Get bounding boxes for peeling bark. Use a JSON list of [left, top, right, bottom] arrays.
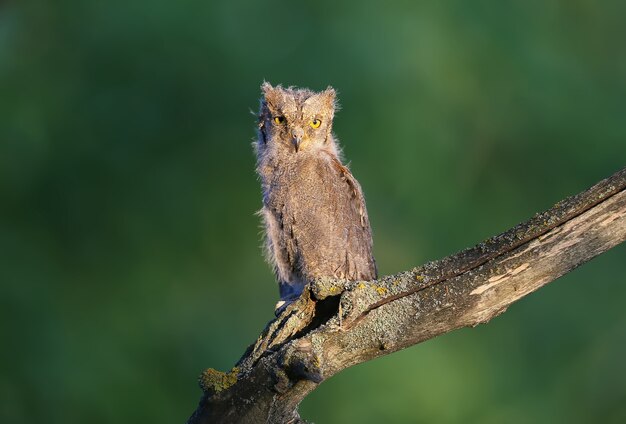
[[188, 167, 626, 424]]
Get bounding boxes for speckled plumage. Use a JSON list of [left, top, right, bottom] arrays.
[[255, 82, 377, 306]]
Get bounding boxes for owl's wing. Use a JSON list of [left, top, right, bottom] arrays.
[[327, 154, 369, 229], [324, 152, 378, 281]]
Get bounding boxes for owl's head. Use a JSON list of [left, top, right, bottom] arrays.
[[257, 82, 337, 154]]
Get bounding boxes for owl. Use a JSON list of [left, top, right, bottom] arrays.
[[255, 82, 377, 311]]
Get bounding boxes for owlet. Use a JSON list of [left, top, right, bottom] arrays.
[[255, 82, 377, 310]]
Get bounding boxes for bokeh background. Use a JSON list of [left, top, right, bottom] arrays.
[[1, 1, 626, 423]]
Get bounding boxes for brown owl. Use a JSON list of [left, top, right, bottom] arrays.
[[255, 82, 377, 311]]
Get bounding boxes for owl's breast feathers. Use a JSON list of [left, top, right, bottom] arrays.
[[262, 149, 377, 284]]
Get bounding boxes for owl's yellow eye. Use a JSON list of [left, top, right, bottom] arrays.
[[310, 119, 321, 129], [273, 116, 285, 125]]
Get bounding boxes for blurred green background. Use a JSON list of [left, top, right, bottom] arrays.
[[1, 1, 626, 423]]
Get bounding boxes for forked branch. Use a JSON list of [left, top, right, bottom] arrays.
[[188, 167, 626, 424]]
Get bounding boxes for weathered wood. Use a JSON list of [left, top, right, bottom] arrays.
[[188, 167, 626, 424]]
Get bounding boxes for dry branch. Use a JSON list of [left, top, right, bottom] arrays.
[[188, 167, 626, 424]]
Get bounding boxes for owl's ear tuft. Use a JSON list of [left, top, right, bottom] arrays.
[[261, 81, 283, 107], [320, 86, 337, 110], [261, 81, 274, 94]]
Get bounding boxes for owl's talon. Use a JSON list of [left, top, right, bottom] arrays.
[[274, 299, 294, 316]]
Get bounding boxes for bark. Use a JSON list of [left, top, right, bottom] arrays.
[[188, 167, 626, 424]]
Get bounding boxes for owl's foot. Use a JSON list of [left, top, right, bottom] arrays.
[[276, 281, 304, 316], [274, 298, 296, 316], [274, 300, 287, 316]]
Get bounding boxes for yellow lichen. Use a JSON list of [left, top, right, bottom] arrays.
[[357, 282, 366, 289], [198, 367, 240, 393], [415, 275, 425, 282], [376, 286, 388, 295]]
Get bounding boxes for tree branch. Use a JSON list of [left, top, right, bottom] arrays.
[[188, 167, 626, 424]]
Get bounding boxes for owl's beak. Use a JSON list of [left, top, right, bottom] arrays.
[[291, 128, 304, 152], [292, 137, 302, 152]]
